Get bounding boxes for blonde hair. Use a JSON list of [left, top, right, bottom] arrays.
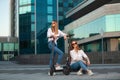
[[51, 20, 58, 34]]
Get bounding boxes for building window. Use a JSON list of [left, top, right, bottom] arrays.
[[47, 0, 52, 5], [19, 0, 31, 5], [3, 43, 14, 51], [19, 6, 31, 14], [48, 15, 53, 22], [47, 6, 53, 14], [31, 6, 34, 13], [106, 14, 120, 32], [31, 24, 35, 31], [31, 14, 35, 22], [31, 0, 34, 3]]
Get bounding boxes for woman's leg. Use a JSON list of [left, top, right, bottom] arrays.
[[78, 61, 94, 75], [70, 62, 81, 70], [53, 46, 64, 65], [78, 61, 88, 71], [48, 41, 56, 67]]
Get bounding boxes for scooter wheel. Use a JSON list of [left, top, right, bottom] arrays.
[[50, 67, 54, 76], [63, 67, 70, 75]]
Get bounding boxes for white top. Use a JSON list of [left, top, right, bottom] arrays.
[[47, 28, 66, 44], [70, 49, 88, 65]]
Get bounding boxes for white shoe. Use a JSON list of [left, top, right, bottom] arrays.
[[77, 70, 83, 76], [48, 72, 56, 76], [55, 66, 63, 70], [87, 70, 94, 76]]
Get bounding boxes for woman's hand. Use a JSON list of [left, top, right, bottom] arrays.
[[83, 57, 91, 66], [64, 35, 67, 40], [53, 35, 58, 39], [86, 61, 90, 66]]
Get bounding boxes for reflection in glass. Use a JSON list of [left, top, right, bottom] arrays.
[[69, 14, 120, 39]]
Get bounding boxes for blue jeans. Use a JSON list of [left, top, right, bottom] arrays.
[[48, 41, 64, 67], [70, 61, 87, 71]]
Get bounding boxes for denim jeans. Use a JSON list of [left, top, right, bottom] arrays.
[[70, 61, 87, 71], [48, 41, 64, 67]]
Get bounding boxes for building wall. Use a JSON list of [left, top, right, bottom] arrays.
[[64, 3, 120, 53], [110, 38, 119, 51], [17, 0, 87, 54], [10, 0, 18, 37], [64, 3, 120, 32]]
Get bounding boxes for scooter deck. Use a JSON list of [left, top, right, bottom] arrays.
[[54, 69, 63, 72]]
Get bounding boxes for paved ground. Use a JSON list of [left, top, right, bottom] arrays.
[[0, 61, 120, 80]]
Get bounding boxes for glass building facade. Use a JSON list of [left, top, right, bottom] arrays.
[[73, 14, 120, 52], [57, 0, 86, 51], [64, 0, 120, 52], [11, 0, 120, 55], [59, 0, 87, 30], [18, 0, 58, 54], [17, 0, 86, 54], [19, 0, 35, 54], [69, 14, 120, 39]]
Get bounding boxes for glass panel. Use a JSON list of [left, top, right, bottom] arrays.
[[19, 0, 32, 5], [31, 14, 35, 22], [106, 15, 116, 31], [31, 6, 34, 13], [31, 0, 34, 3], [106, 14, 120, 32], [19, 6, 31, 14], [3, 43, 14, 51], [31, 24, 35, 31], [59, 16, 63, 20], [47, 6, 53, 14], [48, 15, 53, 22], [70, 16, 105, 39], [28, 0, 31, 4], [47, 0, 52, 5], [15, 43, 18, 51]]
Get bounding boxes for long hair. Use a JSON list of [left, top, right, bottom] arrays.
[[51, 20, 58, 34]]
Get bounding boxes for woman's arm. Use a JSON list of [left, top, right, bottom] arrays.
[[58, 30, 67, 40], [81, 50, 91, 65], [83, 57, 90, 65], [47, 28, 52, 38]]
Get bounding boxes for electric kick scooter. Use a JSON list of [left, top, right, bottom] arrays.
[[49, 36, 64, 76], [49, 34, 74, 76]]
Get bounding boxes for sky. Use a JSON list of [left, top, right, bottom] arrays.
[[0, 0, 10, 36]]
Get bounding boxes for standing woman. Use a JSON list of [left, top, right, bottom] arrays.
[[47, 20, 67, 70], [70, 41, 94, 76]]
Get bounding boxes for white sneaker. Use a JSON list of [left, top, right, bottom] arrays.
[[87, 70, 94, 76], [55, 66, 63, 70], [48, 72, 56, 76], [77, 70, 83, 76]]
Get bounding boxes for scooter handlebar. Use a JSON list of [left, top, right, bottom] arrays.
[[66, 34, 74, 38]]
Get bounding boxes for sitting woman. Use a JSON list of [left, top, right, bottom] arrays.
[[70, 41, 94, 76]]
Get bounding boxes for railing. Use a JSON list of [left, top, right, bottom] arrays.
[[87, 51, 120, 64], [15, 51, 120, 64]]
